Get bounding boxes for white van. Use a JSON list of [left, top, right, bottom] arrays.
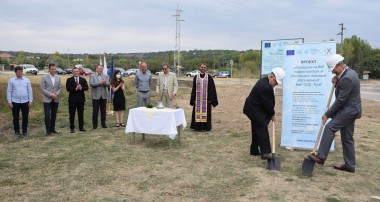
[[19, 64, 39, 75]]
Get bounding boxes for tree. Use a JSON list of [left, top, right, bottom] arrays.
[[14, 51, 29, 64], [362, 53, 380, 79], [343, 35, 372, 74], [116, 58, 128, 69]]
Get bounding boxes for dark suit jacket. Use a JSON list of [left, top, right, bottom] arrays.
[[325, 67, 362, 119], [66, 76, 89, 103], [243, 77, 275, 125]]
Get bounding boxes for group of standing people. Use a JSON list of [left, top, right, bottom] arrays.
[[7, 54, 361, 174], [7, 64, 127, 136], [6, 61, 220, 137]]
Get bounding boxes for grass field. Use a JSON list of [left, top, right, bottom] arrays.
[[0, 72, 379, 201]]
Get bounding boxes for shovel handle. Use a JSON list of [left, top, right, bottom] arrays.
[[272, 121, 275, 154], [312, 84, 335, 153]]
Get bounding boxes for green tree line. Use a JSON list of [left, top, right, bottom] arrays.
[[1, 35, 379, 78]]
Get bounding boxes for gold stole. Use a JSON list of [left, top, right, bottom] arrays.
[[195, 74, 208, 122]]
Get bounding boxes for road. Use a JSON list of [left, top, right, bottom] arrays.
[[360, 84, 380, 102]]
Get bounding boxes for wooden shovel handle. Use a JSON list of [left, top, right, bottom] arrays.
[[272, 121, 276, 154], [312, 84, 335, 153]]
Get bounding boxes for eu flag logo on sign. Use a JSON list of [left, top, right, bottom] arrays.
[[286, 50, 295, 55], [264, 43, 271, 48]]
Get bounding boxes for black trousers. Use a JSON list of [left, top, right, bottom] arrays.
[[69, 102, 85, 130], [92, 98, 106, 128], [43, 101, 59, 133], [250, 120, 271, 155], [12, 102, 29, 134]]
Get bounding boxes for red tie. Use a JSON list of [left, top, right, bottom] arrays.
[[76, 77, 79, 86]]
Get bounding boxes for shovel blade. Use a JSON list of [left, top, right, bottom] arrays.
[[266, 154, 281, 171], [302, 157, 315, 176]]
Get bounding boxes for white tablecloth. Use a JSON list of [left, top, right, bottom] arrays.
[[125, 107, 187, 139]]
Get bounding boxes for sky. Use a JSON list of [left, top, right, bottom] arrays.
[[0, 0, 379, 54]]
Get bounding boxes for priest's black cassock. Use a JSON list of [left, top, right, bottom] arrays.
[[190, 73, 218, 131]]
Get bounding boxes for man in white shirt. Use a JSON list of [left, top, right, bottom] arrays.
[[40, 64, 62, 135]]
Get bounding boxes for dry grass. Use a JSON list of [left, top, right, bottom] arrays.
[[0, 72, 379, 201]]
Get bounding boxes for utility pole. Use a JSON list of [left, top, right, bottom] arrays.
[[173, 3, 184, 75], [337, 23, 345, 55]]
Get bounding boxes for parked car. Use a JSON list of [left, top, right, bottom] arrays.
[[126, 68, 139, 76], [78, 67, 94, 76], [108, 67, 128, 77], [20, 64, 39, 75], [213, 71, 231, 78], [56, 67, 66, 75], [64, 68, 72, 74], [186, 70, 200, 77]]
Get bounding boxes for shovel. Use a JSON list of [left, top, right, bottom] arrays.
[[267, 121, 280, 171], [302, 84, 335, 176]]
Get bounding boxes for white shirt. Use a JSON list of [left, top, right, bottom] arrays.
[[164, 74, 168, 89], [50, 74, 55, 87]]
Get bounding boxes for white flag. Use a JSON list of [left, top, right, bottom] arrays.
[[103, 53, 107, 75]]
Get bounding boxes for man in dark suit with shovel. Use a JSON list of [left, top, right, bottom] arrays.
[[307, 54, 362, 173], [243, 67, 285, 162]]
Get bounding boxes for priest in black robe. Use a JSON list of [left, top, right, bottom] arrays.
[[190, 63, 218, 131]]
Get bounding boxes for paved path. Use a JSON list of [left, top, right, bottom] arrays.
[[361, 84, 380, 102]]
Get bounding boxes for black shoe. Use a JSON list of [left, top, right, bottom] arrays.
[[15, 132, 21, 138], [51, 129, 58, 134], [79, 129, 86, 132], [250, 151, 261, 156], [46, 132, 52, 136], [70, 129, 75, 133], [333, 164, 355, 173], [93, 127, 97, 129], [261, 153, 272, 160], [22, 132, 29, 137], [102, 126, 107, 128]]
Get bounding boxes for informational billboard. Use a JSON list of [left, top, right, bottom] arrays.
[[280, 42, 336, 150], [261, 38, 304, 75]]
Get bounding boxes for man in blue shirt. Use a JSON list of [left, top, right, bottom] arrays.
[[7, 66, 33, 137], [135, 62, 151, 107]]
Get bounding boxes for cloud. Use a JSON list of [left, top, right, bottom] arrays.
[[0, 0, 379, 53]]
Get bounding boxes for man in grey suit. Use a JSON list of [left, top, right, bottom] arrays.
[[308, 54, 362, 173], [156, 64, 178, 108], [90, 65, 110, 129], [40, 64, 62, 135]]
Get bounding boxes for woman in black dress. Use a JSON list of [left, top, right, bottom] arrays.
[[110, 70, 126, 127]]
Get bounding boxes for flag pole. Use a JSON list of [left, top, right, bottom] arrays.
[[104, 52, 113, 115]]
